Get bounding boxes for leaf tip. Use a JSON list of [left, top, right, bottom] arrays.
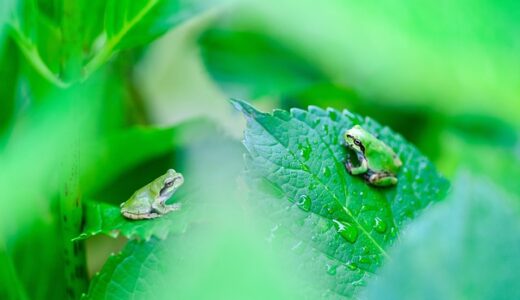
[[229, 98, 260, 117]]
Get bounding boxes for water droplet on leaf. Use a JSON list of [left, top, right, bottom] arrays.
[[346, 262, 358, 271], [390, 227, 397, 238], [322, 166, 331, 177], [297, 195, 312, 212], [374, 217, 387, 233], [326, 264, 338, 275], [298, 144, 311, 160], [333, 219, 358, 243], [359, 256, 371, 264]]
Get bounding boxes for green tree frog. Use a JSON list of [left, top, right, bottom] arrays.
[[120, 169, 184, 220], [343, 125, 402, 187]]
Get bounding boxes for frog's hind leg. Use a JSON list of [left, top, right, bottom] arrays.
[[152, 202, 182, 215], [365, 171, 398, 187]]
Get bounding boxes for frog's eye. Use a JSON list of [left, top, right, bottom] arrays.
[[165, 180, 174, 187], [353, 139, 365, 152]]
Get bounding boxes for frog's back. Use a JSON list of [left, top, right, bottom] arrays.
[[366, 141, 401, 173], [121, 186, 154, 210], [133, 186, 155, 204]]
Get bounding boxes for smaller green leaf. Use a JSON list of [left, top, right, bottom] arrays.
[[77, 120, 225, 242], [73, 200, 189, 242]]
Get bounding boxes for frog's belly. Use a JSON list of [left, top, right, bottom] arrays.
[[121, 210, 160, 220]]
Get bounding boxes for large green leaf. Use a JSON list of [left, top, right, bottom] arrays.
[[362, 173, 520, 299], [232, 99, 449, 297]]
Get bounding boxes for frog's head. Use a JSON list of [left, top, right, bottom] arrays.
[[158, 169, 184, 202], [344, 125, 369, 154]]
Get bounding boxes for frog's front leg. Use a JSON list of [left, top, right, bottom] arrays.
[[366, 171, 398, 187], [346, 152, 368, 175], [164, 203, 182, 213]]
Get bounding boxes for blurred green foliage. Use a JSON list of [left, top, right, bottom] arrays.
[[1, 0, 519, 299], [363, 173, 520, 300]]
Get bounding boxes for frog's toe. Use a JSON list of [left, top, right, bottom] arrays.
[[165, 203, 182, 212], [368, 173, 398, 187]]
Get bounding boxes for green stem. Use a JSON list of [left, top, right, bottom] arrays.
[[6, 23, 70, 88], [81, 0, 158, 80]]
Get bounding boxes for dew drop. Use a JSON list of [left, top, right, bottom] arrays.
[[333, 219, 358, 243], [297, 195, 312, 212], [322, 166, 331, 177], [299, 144, 311, 160], [346, 262, 358, 271], [326, 264, 338, 275], [374, 217, 387, 233], [389, 227, 397, 238], [359, 256, 371, 264]]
